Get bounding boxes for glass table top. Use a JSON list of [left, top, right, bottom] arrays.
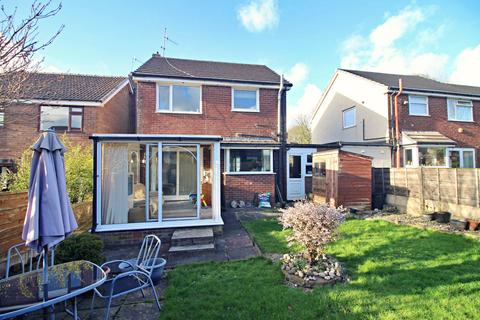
[[0, 260, 105, 314]]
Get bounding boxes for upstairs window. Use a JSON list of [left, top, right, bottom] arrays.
[[232, 88, 259, 112], [408, 95, 428, 116], [342, 107, 356, 128], [226, 149, 272, 173], [156, 84, 201, 113], [448, 99, 473, 122], [40, 106, 83, 132]]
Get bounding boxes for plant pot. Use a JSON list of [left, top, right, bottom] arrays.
[[435, 212, 451, 224], [466, 219, 480, 231], [450, 219, 467, 231], [144, 258, 167, 285]]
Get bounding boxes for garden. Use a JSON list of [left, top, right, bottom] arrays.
[[160, 203, 480, 320]]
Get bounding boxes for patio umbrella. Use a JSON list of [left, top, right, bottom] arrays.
[[22, 130, 78, 303]]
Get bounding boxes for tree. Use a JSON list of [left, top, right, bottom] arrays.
[[287, 114, 311, 144], [0, 0, 63, 123]]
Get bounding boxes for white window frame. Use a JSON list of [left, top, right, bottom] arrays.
[[231, 87, 259, 112], [224, 148, 274, 174], [403, 148, 415, 167], [0, 111, 4, 127], [156, 83, 202, 114], [403, 146, 450, 168], [447, 99, 473, 122], [342, 107, 356, 129], [305, 154, 313, 177], [408, 95, 429, 116], [448, 148, 476, 168]]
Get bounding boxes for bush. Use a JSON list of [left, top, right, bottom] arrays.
[[8, 134, 93, 203], [279, 202, 346, 263], [55, 233, 105, 265]]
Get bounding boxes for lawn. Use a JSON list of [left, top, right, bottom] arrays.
[[161, 219, 480, 319]]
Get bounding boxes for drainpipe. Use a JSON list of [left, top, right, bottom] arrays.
[[394, 78, 403, 168], [277, 75, 287, 204]]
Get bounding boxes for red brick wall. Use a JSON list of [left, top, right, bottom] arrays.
[[136, 82, 278, 138], [393, 94, 480, 165], [222, 173, 276, 207], [0, 85, 132, 163]]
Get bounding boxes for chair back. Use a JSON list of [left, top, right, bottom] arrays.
[[5, 243, 55, 278], [135, 235, 161, 276]]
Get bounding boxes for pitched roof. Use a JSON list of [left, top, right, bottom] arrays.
[[133, 55, 291, 86], [402, 131, 456, 145], [341, 69, 480, 97], [2, 72, 127, 102]]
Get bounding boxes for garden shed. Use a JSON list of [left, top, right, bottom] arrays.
[[312, 149, 372, 210]]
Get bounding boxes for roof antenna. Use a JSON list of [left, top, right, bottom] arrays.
[[131, 57, 143, 71], [161, 28, 178, 56]]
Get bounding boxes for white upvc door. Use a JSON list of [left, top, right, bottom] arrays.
[[448, 148, 476, 168], [287, 154, 304, 200]]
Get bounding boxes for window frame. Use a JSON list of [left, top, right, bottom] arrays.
[[417, 146, 448, 168], [0, 111, 4, 127], [408, 95, 429, 116], [342, 107, 356, 129], [224, 148, 274, 174], [39, 105, 84, 132], [305, 154, 313, 177], [231, 87, 260, 112], [447, 99, 473, 122], [448, 148, 476, 168], [155, 83, 202, 114]]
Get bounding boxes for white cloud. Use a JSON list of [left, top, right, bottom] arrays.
[[41, 64, 63, 73], [237, 0, 279, 32], [340, 5, 448, 80], [450, 44, 480, 86], [286, 62, 308, 86], [287, 84, 322, 128]]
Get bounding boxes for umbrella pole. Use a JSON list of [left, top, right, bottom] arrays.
[[42, 246, 55, 320]]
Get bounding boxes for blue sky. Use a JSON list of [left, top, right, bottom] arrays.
[[9, 0, 480, 126]]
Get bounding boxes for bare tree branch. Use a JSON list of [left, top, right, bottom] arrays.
[[0, 0, 63, 118]]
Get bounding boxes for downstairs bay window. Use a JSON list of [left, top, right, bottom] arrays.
[[403, 146, 475, 168], [225, 149, 273, 174]]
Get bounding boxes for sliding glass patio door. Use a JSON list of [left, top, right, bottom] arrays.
[[160, 144, 200, 220]]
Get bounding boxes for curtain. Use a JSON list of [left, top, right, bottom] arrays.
[[102, 144, 129, 224]]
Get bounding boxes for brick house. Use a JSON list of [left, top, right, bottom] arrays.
[[311, 69, 480, 168], [0, 73, 133, 173], [90, 55, 292, 235]]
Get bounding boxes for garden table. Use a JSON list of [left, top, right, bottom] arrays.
[[0, 260, 106, 320]]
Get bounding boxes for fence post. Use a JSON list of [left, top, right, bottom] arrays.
[[475, 169, 479, 208], [436, 168, 441, 201], [404, 167, 408, 190], [419, 167, 425, 214], [455, 168, 459, 205]]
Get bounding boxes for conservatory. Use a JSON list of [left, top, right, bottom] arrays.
[[90, 134, 223, 232]]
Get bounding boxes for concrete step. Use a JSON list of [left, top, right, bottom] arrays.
[[168, 243, 215, 253], [171, 227, 214, 247]]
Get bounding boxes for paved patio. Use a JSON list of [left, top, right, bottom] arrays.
[[24, 210, 261, 319]]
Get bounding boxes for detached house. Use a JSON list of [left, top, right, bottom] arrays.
[[0, 73, 133, 172], [312, 69, 480, 168], [90, 55, 291, 238]]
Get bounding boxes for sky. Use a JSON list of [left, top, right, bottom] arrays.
[[8, 0, 480, 127]]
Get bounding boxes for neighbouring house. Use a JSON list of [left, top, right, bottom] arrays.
[[311, 69, 480, 168], [0, 72, 133, 173], [90, 55, 292, 238]]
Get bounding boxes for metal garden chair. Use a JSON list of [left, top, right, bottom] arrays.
[[90, 235, 162, 320], [4, 242, 55, 279]]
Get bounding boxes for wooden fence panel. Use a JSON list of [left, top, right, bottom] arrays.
[[374, 167, 480, 214]]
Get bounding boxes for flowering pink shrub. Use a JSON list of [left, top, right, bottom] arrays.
[[279, 202, 346, 262]]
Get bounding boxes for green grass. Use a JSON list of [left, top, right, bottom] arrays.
[[161, 220, 480, 320], [241, 218, 303, 253]]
